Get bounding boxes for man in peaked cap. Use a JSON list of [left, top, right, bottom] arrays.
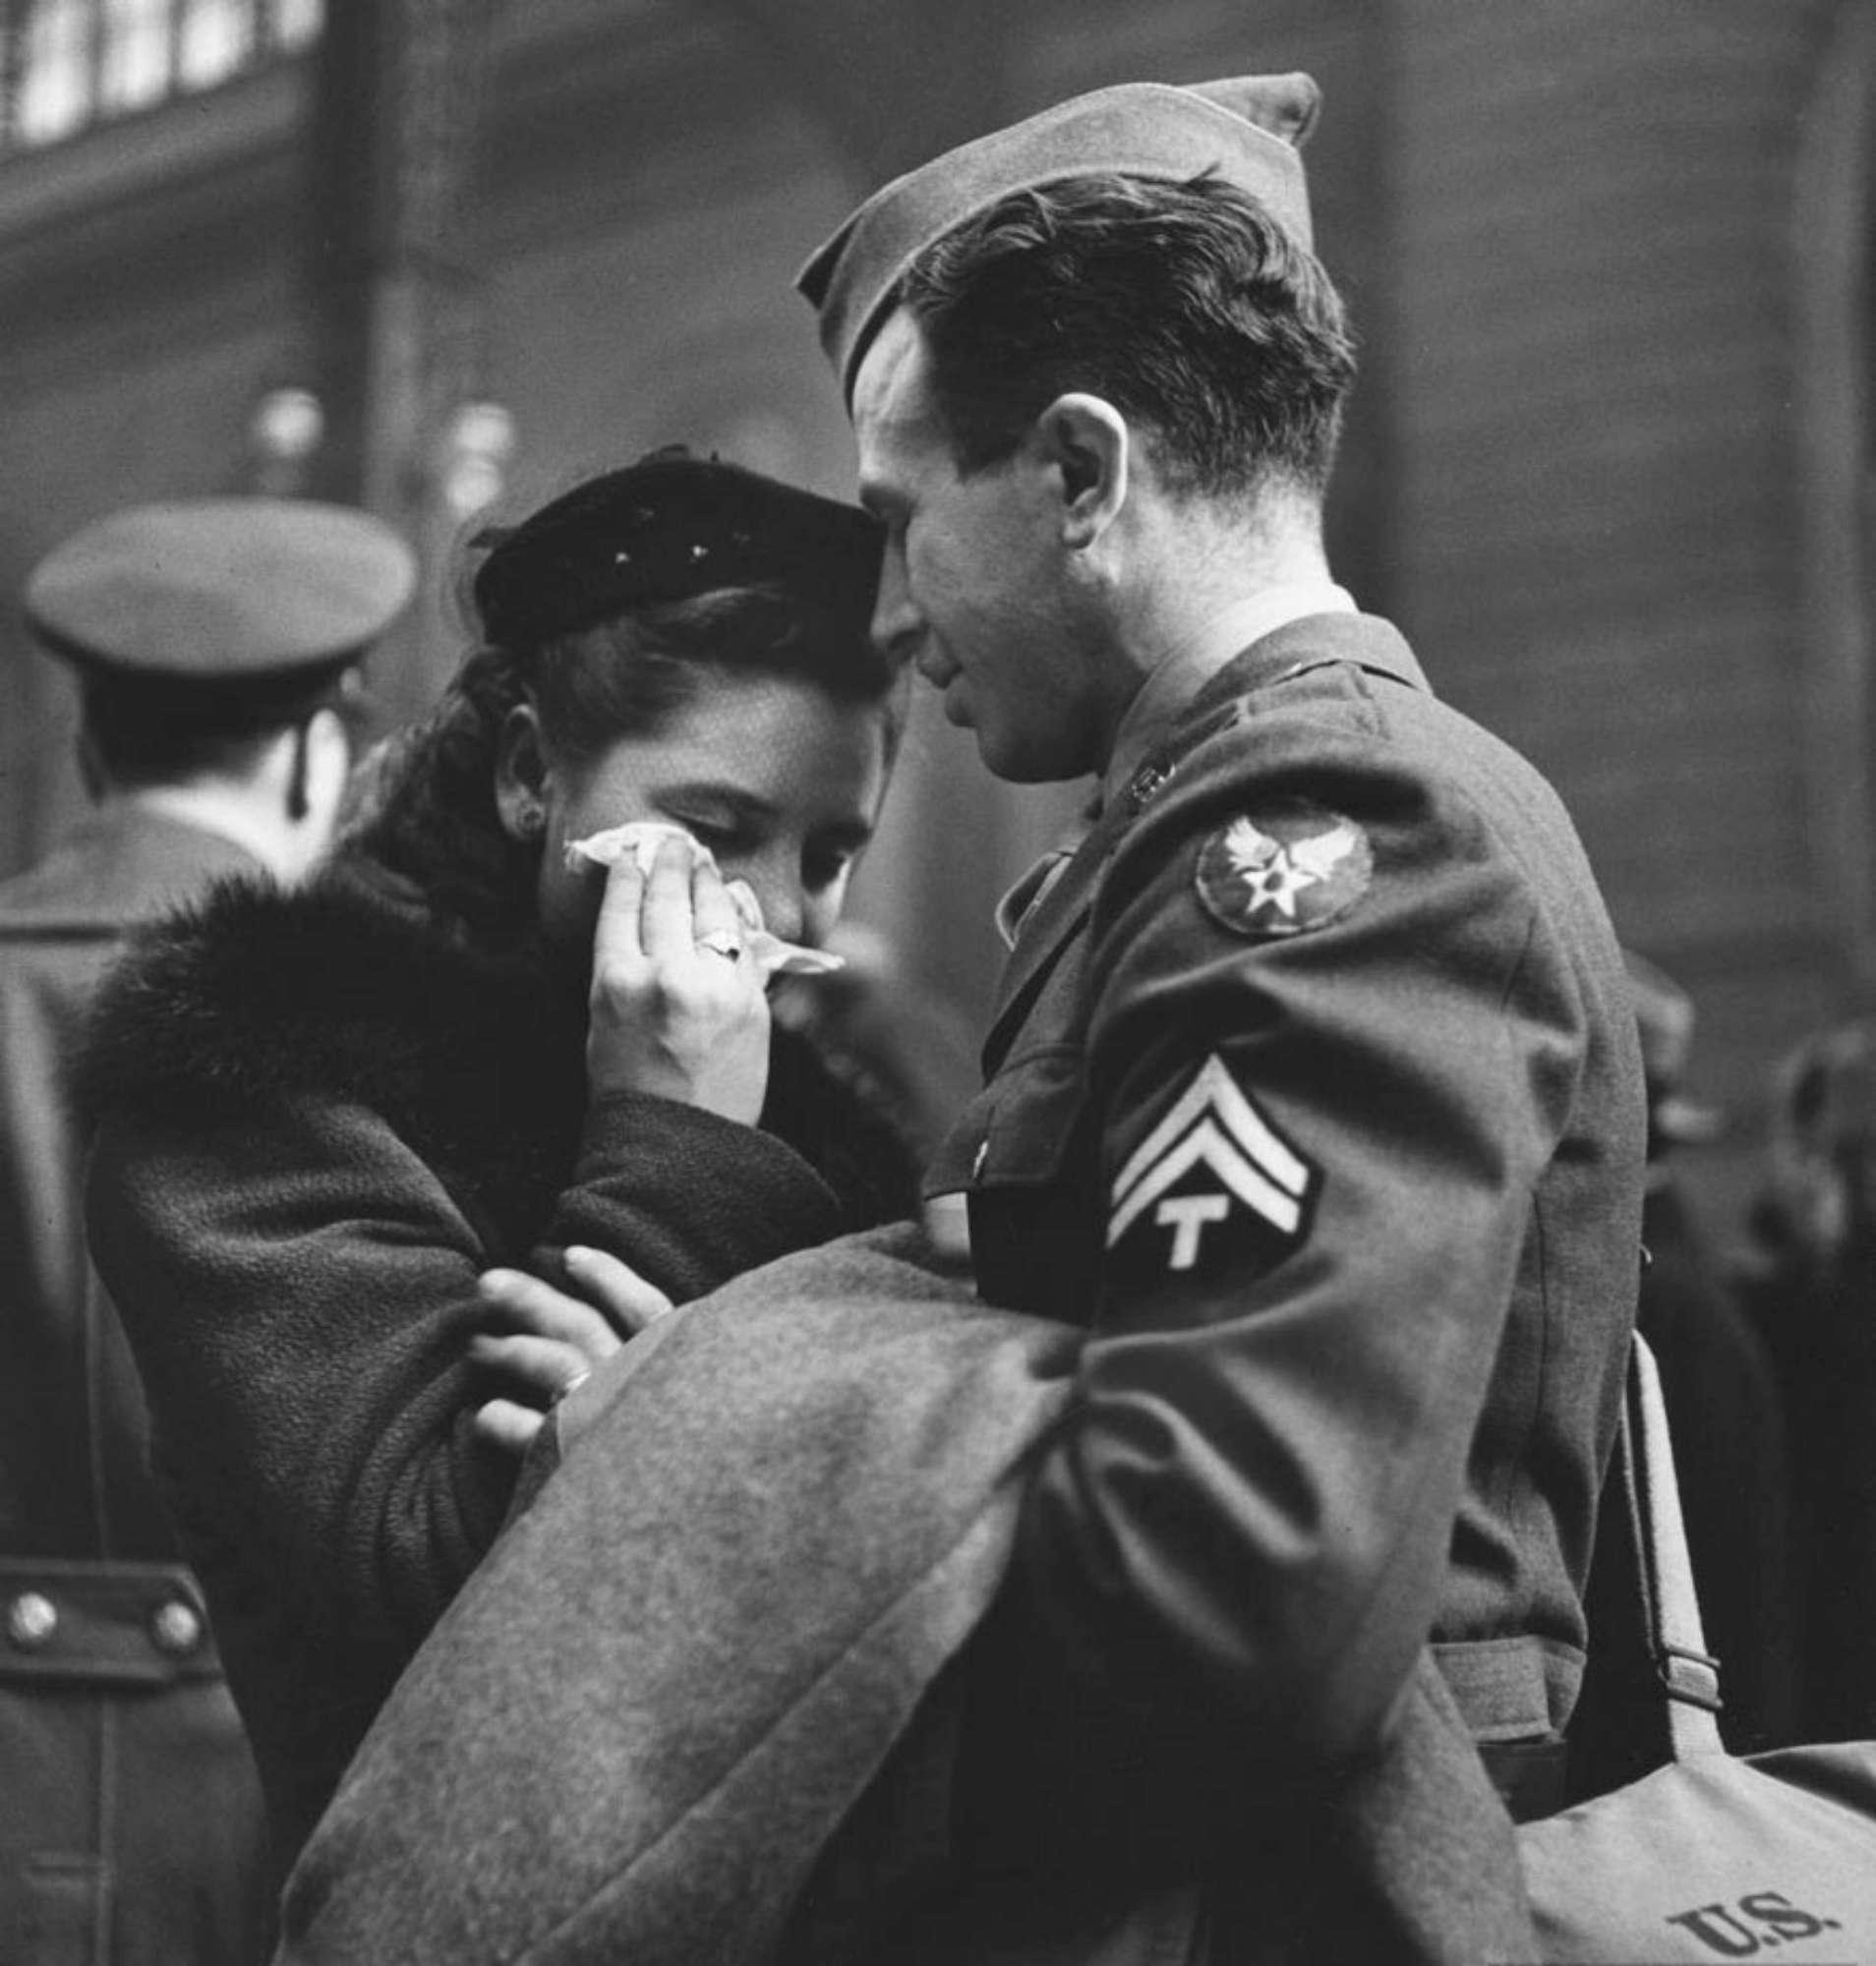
[[0, 497, 414, 1964], [787, 72, 1646, 1958]]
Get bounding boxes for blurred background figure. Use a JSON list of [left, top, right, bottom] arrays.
[[1624, 949, 1800, 1755], [0, 497, 415, 1963], [1736, 1015, 1876, 1747]]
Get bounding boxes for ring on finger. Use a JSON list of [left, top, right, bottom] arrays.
[[695, 929, 743, 961], [554, 1367, 592, 1407]]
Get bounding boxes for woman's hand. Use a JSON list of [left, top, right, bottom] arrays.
[[584, 832, 772, 1124], [470, 1245, 674, 1455]]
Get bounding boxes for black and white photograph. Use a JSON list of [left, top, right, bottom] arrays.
[[3, 5, 1876, 1961]]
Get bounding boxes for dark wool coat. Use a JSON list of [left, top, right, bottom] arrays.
[[78, 852, 918, 1871], [1, 805, 273, 1965]]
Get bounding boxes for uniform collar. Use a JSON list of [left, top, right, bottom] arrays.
[[985, 607, 1425, 1066], [1103, 581, 1357, 805], [0, 801, 266, 931]]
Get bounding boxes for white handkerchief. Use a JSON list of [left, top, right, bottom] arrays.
[[563, 822, 844, 978]]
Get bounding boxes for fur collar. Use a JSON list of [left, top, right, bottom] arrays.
[[79, 858, 596, 1252], [78, 853, 918, 1251]]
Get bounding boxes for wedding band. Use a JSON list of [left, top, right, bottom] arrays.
[[696, 929, 743, 961], [554, 1368, 592, 1407]]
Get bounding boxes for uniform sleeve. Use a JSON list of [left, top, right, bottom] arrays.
[[959, 706, 1594, 1857]]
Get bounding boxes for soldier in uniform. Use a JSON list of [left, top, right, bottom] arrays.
[[787, 69, 1646, 1956], [0, 498, 415, 1963]]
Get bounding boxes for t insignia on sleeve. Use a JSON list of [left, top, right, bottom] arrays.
[[1194, 799, 1372, 938], [1107, 1055, 1320, 1279]]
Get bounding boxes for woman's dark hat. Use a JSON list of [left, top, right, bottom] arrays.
[[796, 73, 1322, 400], [470, 449, 885, 651]]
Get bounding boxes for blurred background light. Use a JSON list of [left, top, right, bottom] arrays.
[[439, 400, 516, 520]]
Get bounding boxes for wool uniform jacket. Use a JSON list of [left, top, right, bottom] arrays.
[[0, 805, 272, 1966], [921, 610, 1647, 1951], [78, 851, 918, 1873]]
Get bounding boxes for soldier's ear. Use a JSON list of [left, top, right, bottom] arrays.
[[1029, 392, 1129, 549]]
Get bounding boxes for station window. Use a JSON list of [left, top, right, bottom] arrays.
[[0, 0, 320, 152]]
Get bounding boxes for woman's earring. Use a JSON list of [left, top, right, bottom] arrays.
[[518, 802, 547, 839]]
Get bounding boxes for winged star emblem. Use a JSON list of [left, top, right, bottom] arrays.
[[1221, 813, 1363, 919]]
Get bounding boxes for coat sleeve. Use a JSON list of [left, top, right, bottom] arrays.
[[83, 1084, 850, 1854], [956, 703, 1597, 1858], [88, 1086, 850, 1634]]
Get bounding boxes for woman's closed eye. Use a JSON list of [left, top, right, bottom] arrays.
[[663, 813, 747, 859]]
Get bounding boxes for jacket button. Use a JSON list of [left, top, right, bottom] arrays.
[[6, 1590, 59, 1650], [150, 1599, 204, 1656]]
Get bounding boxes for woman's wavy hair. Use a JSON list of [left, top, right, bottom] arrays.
[[342, 579, 902, 942]]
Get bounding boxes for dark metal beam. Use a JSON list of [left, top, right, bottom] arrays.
[[306, 0, 499, 720], [712, 0, 1011, 186]]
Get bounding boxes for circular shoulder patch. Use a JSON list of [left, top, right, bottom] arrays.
[[1194, 799, 1373, 939]]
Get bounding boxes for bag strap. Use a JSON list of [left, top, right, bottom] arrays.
[[1619, 1331, 1727, 1759]]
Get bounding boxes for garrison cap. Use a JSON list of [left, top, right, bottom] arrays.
[[470, 446, 883, 650], [25, 497, 416, 707], [796, 72, 1322, 400]]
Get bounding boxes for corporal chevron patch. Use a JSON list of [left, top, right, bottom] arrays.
[[1107, 1054, 1319, 1280]]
